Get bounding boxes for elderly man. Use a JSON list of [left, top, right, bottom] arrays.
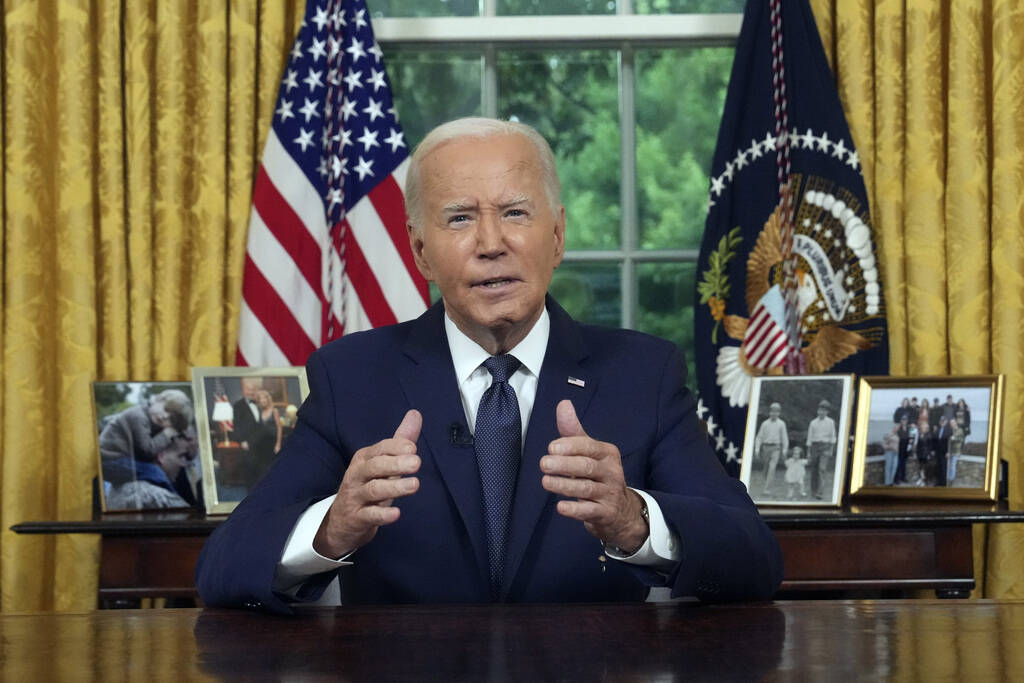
[[196, 117, 782, 613]]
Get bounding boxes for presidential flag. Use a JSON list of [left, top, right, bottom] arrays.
[[695, 0, 889, 475], [237, 0, 429, 367]]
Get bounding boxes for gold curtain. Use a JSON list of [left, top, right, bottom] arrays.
[[0, 0, 304, 612], [811, 0, 1024, 597]]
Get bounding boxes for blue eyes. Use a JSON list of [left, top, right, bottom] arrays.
[[446, 210, 527, 225]]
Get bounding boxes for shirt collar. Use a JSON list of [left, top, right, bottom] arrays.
[[445, 306, 550, 384]]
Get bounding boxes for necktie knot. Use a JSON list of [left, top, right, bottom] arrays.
[[483, 354, 520, 384]]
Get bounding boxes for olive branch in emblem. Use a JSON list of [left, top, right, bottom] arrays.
[[697, 227, 742, 344]]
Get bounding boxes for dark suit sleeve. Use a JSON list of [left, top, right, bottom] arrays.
[[195, 351, 348, 614], [639, 346, 783, 602]]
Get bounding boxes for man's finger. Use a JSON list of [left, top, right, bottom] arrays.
[[394, 409, 423, 443], [556, 399, 586, 438]]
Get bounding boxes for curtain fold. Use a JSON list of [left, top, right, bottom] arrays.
[[812, 0, 1024, 598], [0, 0, 304, 612]]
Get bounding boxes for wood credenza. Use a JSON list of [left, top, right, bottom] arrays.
[[12, 501, 1024, 604]]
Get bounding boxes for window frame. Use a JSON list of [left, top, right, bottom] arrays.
[[375, 11, 742, 330]]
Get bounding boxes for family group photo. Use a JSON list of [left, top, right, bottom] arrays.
[[855, 386, 993, 491]]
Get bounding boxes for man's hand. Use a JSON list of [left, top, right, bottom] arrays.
[[540, 400, 648, 554], [313, 410, 422, 559]]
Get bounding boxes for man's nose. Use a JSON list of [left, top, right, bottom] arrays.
[[476, 212, 506, 256]]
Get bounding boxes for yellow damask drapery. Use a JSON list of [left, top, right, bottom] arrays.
[[811, 0, 1024, 598], [2, 0, 1023, 613], [0, 0, 304, 612]]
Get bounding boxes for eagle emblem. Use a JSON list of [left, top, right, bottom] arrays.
[[705, 173, 886, 407]]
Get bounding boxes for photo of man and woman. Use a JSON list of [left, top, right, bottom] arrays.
[[193, 369, 307, 514]]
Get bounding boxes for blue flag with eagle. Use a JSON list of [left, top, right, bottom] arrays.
[[695, 0, 889, 476]]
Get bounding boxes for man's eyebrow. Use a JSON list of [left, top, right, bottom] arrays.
[[497, 195, 530, 208], [442, 201, 477, 213]]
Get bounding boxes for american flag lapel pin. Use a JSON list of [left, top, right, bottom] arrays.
[[567, 376, 585, 388]]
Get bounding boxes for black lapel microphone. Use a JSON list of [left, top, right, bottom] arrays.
[[450, 422, 475, 447]]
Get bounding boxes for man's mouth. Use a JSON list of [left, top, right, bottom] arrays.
[[476, 278, 516, 289]]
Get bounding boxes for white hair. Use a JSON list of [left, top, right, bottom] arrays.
[[404, 117, 562, 231]]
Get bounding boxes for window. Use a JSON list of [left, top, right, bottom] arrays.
[[375, 1, 743, 386]]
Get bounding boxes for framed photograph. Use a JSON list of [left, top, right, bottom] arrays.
[[740, 374, 855, 507], [192, 367, 309, 514], [849, 375, 1004, 500], [94, 381, 202, 512]]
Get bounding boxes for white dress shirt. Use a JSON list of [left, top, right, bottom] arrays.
[[273, 308, 681, 595]]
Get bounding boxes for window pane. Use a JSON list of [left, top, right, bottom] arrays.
[[498, 50, 620, 250], [635, 262, 696, 387], [633, 0, 744, 12], [386, 49, 483, 149], [550, 262, 621, 328], [369, 1, 480, 18], [498, 0, 617, 14], [635, 46, 732, 250]]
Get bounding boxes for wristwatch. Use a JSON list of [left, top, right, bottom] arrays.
[[602, 495, 650, 557]]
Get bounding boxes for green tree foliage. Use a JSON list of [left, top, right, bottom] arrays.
[[386, 49, 482, 148], [498, 50, 620, 251], [94, 383, 132, 418]]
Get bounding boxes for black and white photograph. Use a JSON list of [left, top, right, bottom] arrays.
[[740, 375, 854, 507], [94, 381, 202, 512], [192, 367, 308, 514], [849, 375, 1004, 500]]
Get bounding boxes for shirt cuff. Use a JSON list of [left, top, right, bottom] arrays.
[[603, 489, 682, 573], [273, 494, 353, 594]]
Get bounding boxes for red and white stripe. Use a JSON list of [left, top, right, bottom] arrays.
[[742, 287, 791, 370], [237, 130, 428, 368]]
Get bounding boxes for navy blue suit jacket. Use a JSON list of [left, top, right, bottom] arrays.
[[195, 298, 782, 613]]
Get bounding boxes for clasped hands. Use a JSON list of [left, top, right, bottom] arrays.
[[313, 399, 649, 559]]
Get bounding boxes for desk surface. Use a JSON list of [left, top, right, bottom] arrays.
[[3, 600, 1024, 680]]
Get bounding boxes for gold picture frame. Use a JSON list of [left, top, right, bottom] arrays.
[[739, 374, 855, 507], [192, 366, 309, 514], [849, 375, 1004, 501]]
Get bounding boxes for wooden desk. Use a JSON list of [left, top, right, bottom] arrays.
[[11, 511, 218, 603], [3, 601, 1024, 680], [12, 502, 1024, 604]]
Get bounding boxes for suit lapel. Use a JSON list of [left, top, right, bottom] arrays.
[[502, 298, 598, 596], [398, 303, 489, 586]]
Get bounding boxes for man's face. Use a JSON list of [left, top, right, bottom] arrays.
[[769, 408, 780, 420], [409, 134, 565, 351], [241, 380, 261, 401], [817, 407, 827, 417]]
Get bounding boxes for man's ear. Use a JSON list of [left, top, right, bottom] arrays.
[[552, 205, 566, 267], [408, 223, 433, 280]]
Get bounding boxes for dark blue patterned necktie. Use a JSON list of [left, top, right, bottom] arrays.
[[475, 354, 522, 600]]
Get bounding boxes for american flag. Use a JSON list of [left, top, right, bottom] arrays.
[[237, 0, 430, 366], [741, 285, 791, 370]]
